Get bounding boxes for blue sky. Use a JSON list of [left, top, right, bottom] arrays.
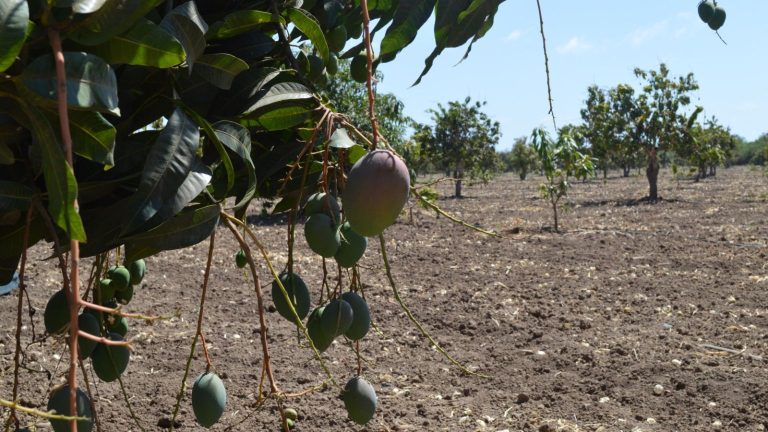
[[375, 1, 768, 151]]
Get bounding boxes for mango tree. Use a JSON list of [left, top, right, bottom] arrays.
[[0, 0, 504, 430], [531, 127, 595, 232]]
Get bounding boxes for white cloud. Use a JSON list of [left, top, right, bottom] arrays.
[[630, 21, 668, 46], [557, 37, 591, 54], [505, 30, 524, 42]]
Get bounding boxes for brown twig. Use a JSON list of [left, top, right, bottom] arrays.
[[48, 27, 81, 432], [359, 0, 380, 148], [535, 0, 557, 130]]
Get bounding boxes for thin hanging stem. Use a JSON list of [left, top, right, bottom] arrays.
[[359, 0, 380, 148], [535, 0, 557, 130], [48, 27, 81, 432]]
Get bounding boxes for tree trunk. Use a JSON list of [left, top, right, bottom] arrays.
[[603, 163, 608, 179], [646, 148, 660, 201], [552, 200, 559, 232], [710, 165, 716, 177], [454, 163, 463, 198], [623, 164, 631, 177]]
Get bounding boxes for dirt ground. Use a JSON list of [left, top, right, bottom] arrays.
[[2, 166, 768, 432]]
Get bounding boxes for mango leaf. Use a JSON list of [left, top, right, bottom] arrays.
[[212, 67, 282, 117], [347, 144, 367, 165], [211, 29, 276, 63], [212, 121, 256, 209], [328, 128, 356, 149], [240, 105, 313, 131], [72, 0, 108, 14], [178, 104, 235, 195], [18, 101, 86, 241], [287, 8, 329, 64], [84, 18, 185, 68], [161, 1, 208, 70], [0, 181, 36, 210], [0, 255, 19, 285], [68, 0, 165, 46], [455, 0, 503, 61], [0, 211, 45, 259], [121, 108, 200, 236], [21, 52, 119, 115], [45, 110, 115, 165], [143, 159, 212, 228], [380, 0, 436, 58], [194, 53, 249, 90], [123, 204, 220, 262], [207, 10, 283, 40], [0, 0, 29, 72], [244, 81, 314, 115]]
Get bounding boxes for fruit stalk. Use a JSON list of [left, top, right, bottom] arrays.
[[48, 27, 81, 432], [359, 0, 380, 148]]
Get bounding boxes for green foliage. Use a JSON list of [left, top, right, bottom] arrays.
[[730, 133, 768, 166], [683, 116, 735, 179], [416, 97, 501, 197], [531, 127, 595, 232], [499, 137, 538, 180]]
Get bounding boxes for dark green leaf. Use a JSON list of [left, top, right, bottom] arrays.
[[58, 110, 115, 165], [68, 0, 165, 46], [178, 104, 235, 195], [18, 101, 86, 241], [121, 109, 200, 235], [347, 144, 367, 164], [380, 0, 435, 58], [161, 1, 208, 70], [207, 10, 282, 40], [194, 53, 249, 90], [240, 104, 313, 131], [84, 18, 185, 68], [72, 0, 108, 14], [287, 8, 329, 64], [0, 142, 13, 165], [0, 181, 36, 210], [212, 67, 282, 117], [245, 81, 314, 114], [0, 211, 45, 260], [212, 121, 256, 209], [328, 128, 356, 149], [0, 255, 19, 285], [123, 204, 220, 262], [0, 0, 29, 72], [145, 159, 211, 226], [21, 52, 119, 114]]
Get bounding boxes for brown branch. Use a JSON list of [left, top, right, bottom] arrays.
[[197, 230, 216, 371], [360, 0, 381, 148], [535, 0, 557, 130], [48, 27, 81, 432]]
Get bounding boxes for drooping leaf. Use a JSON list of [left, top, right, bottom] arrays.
[[21, 52, 119, 114], [212, 121, 256, 209], [68, 0, 165, 46], [0, 181, 36, 210], [207, 10, 282, 40], [0, 0, 29, 72], [177, 104, 235, 195], [144, 159, 212, 227], [123, 204, 220, 262], [72, 0, 108, 14], [212, 67, 283, 117], [18, 101, 86, 241], [161, 1, 209, 70], [121, 108, 200, 235], [380, 0, 436, 58], [244, 81, 315, 115], [194, 53, 249, 90], [328, 128, 356, 149], [84, 18, 185, 68], [287, 8, 329, 64]]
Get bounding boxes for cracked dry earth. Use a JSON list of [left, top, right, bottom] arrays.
[[1, 166, 767, 432]]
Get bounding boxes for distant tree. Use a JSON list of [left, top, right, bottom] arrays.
[[501, 137, 539, 180], [684, 117, 736, 180], [416, 97, 501, 197], [632, 64, 701, 200], [531, 127, 596, 232]]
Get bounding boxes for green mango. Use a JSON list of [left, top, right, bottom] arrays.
[[341, 291, 370, 340], [326, 53, 339, 75], [283, 407, 298, 421], [350, 53, 369, 83], [192, 372, 227, 428], [307, 54, 325, 82], [320, 298, 353, 338], [304, 214, 341, 258], [271, 273, 311, 322], [126, 259, 146, 285], [107, 315, 129, 337], [97, 278, 115, 303], [44, 290, 69, 335], [47, 385, 93, 432], [334, 222, 367, 268], [91, 332, 130, 382], [115, 284, 134, 304], [342, 376, 377, 424], [306, 306, 333, 352], [708, 6, 725, 30], [327, 25, 347, 52], [698, 0, 715, 23], [303, 191, 341, 222], [108, 266, 131, 292], [235, 249, 247, 268], [78, 312, 101, 360]]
